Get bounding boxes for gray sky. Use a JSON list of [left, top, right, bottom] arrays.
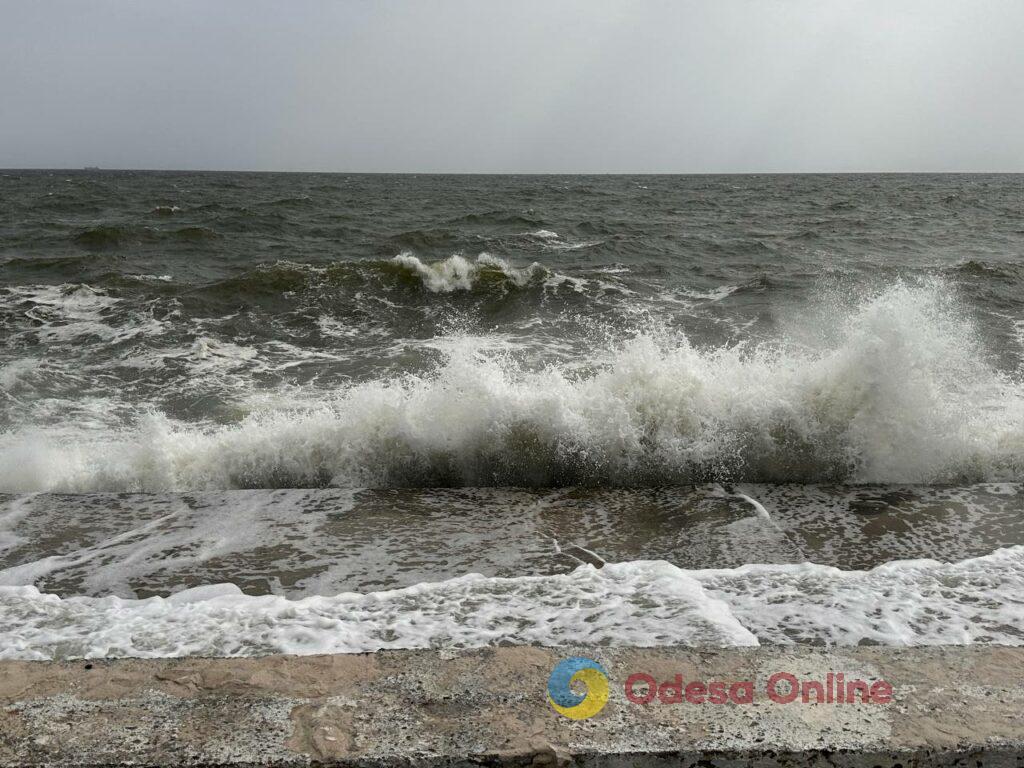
[[2, 0, 1023, 173]]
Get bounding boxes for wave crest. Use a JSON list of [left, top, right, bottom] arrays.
[[2, 280, 1023, 491], [388, 252, 546, 293]]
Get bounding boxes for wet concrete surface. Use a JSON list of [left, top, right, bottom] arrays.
[[1, 646, 1023, 767]]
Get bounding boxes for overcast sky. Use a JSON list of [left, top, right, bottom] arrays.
[[2, 1, 1023, 173]]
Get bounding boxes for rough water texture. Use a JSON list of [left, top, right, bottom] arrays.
[[3, 171, 1024, 658], [2, 172, 1024, 490]]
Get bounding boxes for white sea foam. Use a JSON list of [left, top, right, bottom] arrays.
[[0, 359, 41, 393], [8, 284, 120, 319], [1, 284, 166, 345], [695, 546, 1024, 646], [1, 279, 1023, 491], [523, 229, 601, 251], [680, 285, 740, 302], [1, 546, 1020, 660], [0, 561, 754, 660]]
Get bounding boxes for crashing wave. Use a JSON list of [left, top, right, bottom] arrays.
[[2, 280, 1024, 491]]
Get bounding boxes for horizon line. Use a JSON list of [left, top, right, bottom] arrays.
[[3, 167, 1024, 176]]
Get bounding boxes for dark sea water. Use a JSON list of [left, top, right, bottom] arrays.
[[2, 170, 1023, 490], [2, 171, 1024, 658]]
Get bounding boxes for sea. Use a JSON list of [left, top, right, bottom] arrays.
[[1, 170, 1023, 658]]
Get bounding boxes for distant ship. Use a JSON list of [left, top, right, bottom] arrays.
[[83, 166, 101, 171]]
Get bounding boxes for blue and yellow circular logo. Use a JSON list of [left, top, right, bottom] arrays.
[[547, 657, 609, 720]]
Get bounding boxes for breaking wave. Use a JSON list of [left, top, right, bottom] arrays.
[[192, 253, 555, 300], [2, 279, 1024, 492], [389, 252, 546, 292]]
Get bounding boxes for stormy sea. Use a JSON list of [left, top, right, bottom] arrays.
[[1, 170, 1023, 658]]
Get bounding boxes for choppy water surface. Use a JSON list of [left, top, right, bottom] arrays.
[[2, 171, 1024, 659], [2, 171, 1024, 490]]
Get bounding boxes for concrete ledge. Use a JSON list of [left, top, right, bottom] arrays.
[[2, 646, 1023, 767]]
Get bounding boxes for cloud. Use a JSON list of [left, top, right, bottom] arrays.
[[1, 0, 1021, 171]]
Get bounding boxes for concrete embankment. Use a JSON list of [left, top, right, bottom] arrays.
[[2, 646, 1023, 767]]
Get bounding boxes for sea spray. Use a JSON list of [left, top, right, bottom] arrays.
[[2, 279, 1023, 492]]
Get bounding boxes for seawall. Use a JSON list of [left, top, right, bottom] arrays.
[[2, 646, 1023, 767]]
